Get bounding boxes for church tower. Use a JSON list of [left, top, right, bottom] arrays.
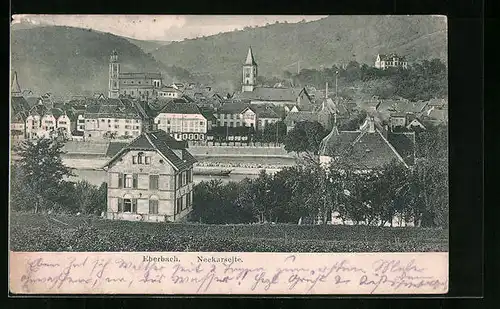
[[108, 50, 120, 99], [242, 47, 257, 92], [11, 71, 22, 97]]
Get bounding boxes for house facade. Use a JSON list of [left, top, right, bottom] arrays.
[[375, 53, 408, 70], [154, 103, 208, 141], [24, 103, 72, 140], [158, 86, 183, 99], [84, 98, 148, 140], [214, 104, 258, 129], [104, 130, 196, 222]]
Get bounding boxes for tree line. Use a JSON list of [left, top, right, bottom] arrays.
[[190, 122, 448, 228], [10, 138, 107, 215]]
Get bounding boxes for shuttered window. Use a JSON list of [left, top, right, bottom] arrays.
[[132, 173, 138, 189], [149, 175, 159, 190], [132, 199, 137, 213], [118, 198, 123, 212], [118, 173, 123, 188]]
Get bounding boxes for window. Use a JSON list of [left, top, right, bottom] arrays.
[[189, 134, 193, 139], [199, 121, 204, 126], [114, 125, 119, 129], [145, 156, 151, 165], [149, 175, 159, 190], [108, 119, 111, 123], [123, 199, 132, 212], [149, 199, 158, 214], [124, 174, 133, 188], [138, 153, 144, 164], [167, 120, 171, 125], [132, 156, 137, 164], [101, 119, 105, 122]]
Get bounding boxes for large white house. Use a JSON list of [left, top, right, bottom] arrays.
[[375, 53, 408, 70], [154, 103, 208, 141]]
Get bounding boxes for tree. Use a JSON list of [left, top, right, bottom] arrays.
[[284, 121, 328, 158], [16, 138, 73, 213]]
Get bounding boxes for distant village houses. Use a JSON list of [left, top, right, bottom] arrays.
[[153, 103, 209, 141]]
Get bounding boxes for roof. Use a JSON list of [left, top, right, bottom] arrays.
[[159, 86, 183, 93], [119, 72, 162, 80], [158, 103, 202, 115], [104, 130, 197, 171], [11, 96, 30, 115], [84, 98, 146, 120], [217, 103, 252, 114], [252, 105, 281, 119], [284, 111, 319, 125], [244, 47, 257, 66], [105, 142, 129, 157], [427, 98, 448, 107], [378, 53, 407, 61], [387, 132, 416, 166], [319, 119, 409, 169], [234, 87, 303, 102]]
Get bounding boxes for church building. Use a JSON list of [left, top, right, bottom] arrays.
[[108, 50, 163, 100], [233, 47, 313, 108]]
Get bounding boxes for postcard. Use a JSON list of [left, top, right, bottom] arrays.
[[9, 14, 449, 295]]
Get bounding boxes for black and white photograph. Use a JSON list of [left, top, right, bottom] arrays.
[[9, 15, 449, 254]]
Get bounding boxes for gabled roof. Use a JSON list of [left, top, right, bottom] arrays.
[[244, 47, 257, 66], [252, 105, 281, 119], [387, 132, 416, 166], [84, 98, 145, 120], [284, 111, 319, 124], [157, 103, 202, 115], [103, 130, 197, 171], [320, 119, 410, 169], [217, 103, 252, 114], [11, 96, 30, 114]]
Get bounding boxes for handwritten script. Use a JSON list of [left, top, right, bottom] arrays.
[[10, 252, 448, 294]]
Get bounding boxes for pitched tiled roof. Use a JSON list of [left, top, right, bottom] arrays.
[[158, 103, 201, 115], [119, 72, 162, 79], [84, 98, 145, 120], [387, 132, 416, 166], [11, 96, 30, 115], [252, 105, 281, 119], [217, 103, 252, 114], [105, 142, 129, 157], [234, 87, 303, 102], [320, 120, 409, 169], [104, 130, 196, 171], [284, 111, 319, 125]]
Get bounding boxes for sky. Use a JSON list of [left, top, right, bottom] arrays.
[[11, 15, 327, 41]]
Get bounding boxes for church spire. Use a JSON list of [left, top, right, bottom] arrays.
[[245, 46, 257, 66], [11, 71, 22, 97]]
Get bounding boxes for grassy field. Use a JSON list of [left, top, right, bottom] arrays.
[[10, 212, 448, 252]]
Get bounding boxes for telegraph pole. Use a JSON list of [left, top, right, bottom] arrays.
[[335, 71, 339, 102]]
